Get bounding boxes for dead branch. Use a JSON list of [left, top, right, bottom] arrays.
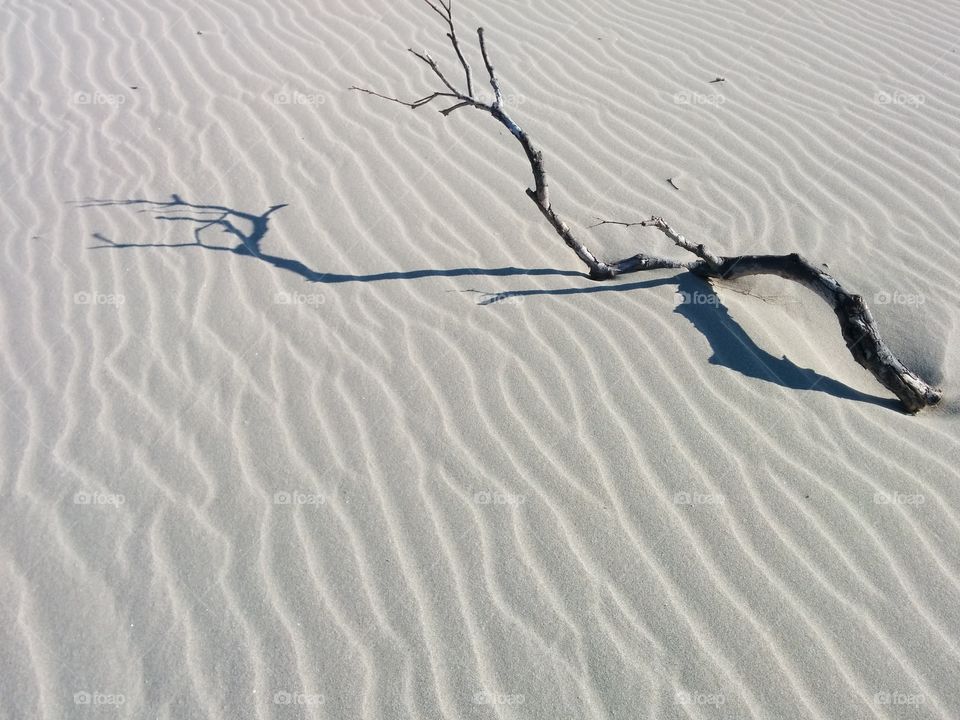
[[350, 0, 615, 280], [351, 3, 941, 413], [597, 216, 942, 412]]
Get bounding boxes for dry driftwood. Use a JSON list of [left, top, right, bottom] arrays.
[[351, 0, 941, 413]]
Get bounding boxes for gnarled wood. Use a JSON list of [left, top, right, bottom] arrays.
[[350, 3, 941, 413], [593, 216, 942, 412]]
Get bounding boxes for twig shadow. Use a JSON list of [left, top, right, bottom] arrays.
[[71, 194, 585, 284]]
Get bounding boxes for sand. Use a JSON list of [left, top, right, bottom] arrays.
[[1, 0, 959, 717]]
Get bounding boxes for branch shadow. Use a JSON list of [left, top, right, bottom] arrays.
[[481, 274, 899, 411], [72, 194, 897, 410], [71, 194, 584, 284]]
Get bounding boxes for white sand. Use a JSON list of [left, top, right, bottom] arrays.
[[1, 0, 959, 717]]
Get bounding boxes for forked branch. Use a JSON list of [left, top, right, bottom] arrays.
[[351, 3, 941, 413], [351, 0, 614, 279]]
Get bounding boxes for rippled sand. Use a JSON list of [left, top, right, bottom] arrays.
[[1, 0, 959, 717]]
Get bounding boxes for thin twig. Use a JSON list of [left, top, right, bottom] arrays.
[[589, 217, 647, 229], [477, 28, 503, 106], [349, 86, 459, 109], [408, 49, 461, 96], [440, 100, 474, 115]]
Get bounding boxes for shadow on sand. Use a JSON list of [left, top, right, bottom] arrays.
[[481, 274, 898, 410], [72, 194, 582, 284], [73, 194, 896, 410]]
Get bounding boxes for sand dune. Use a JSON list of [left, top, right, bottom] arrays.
[[1, 0, 959, 717]]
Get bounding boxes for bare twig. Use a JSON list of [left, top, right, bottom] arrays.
[[440, 100, 474, 116], [408, 49, 460, 96], [349, 86, 459, 109], [589, 218, 646, 229], [641, 216, 723, 271], [477, 27, 503, 107]]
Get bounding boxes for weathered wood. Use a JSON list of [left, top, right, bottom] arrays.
[[350, 2, 942, 413], [598, 217, 942, 412]]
